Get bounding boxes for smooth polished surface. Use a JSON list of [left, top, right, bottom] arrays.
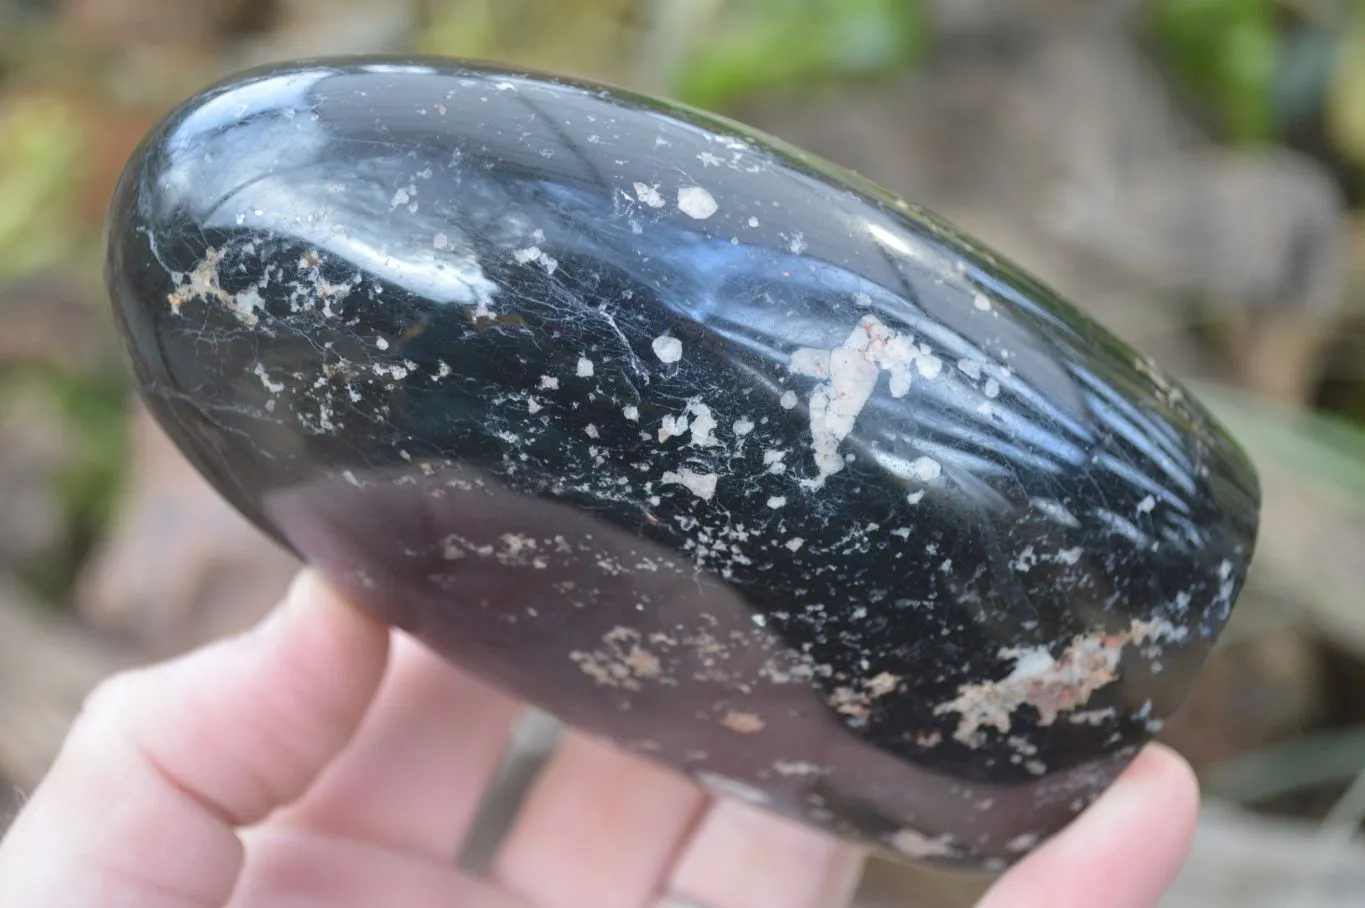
[[107, 57, 1259, 869]]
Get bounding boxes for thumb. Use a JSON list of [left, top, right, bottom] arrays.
[[0, 570, 390, 908]]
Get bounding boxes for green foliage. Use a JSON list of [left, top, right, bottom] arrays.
[[1329, 7, 1365, 168], [416, 0, 927, 108], [3, 367, 129, 601], [416, 0, 640, 83], [0, 95, 89, 281], [1196, 382, 1365, 517], [1147, 0, 1281, 143], [673, 0, 928, 109]]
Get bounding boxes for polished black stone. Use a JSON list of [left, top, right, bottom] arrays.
[[106, 56, 1259, 869]]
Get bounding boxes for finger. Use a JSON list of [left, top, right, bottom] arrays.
[[661, 799, 866, 908], [492, 732, 708, 908], [229, 826, 530, 908], [279, 631, 523, 861], [976, 744, 1199, 908], [0, 570, 389, 908]]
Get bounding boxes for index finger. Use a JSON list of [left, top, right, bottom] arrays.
[[0, 571, 390, 908]]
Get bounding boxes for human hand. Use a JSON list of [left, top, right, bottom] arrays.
[[0, 571, 1199, 908]]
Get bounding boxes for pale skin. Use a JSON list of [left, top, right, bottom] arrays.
[[0, 571, 1199, 908]]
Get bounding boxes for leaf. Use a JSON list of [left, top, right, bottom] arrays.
[[1327, 10, 1365, 167], [674, 0, 927, 109], [0, 94, 91, 281], [1148, 0, 1280, 143], [1195, 382, 1365, 515]]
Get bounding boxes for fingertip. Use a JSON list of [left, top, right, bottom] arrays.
[[976, 744, 1199, 908], [265, 568, 388, 642]]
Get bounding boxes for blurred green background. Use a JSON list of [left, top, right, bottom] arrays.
[[2, 1, 1365, 904]]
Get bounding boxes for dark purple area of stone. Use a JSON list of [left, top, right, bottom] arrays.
[[105, 56, 1259, 869]]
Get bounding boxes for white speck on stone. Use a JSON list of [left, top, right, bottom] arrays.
[[677, 185, 718, 219], [907, 457, 942, 483], [907, 490, 925, 504], [433, 232, 449, 249], [253, 363, 284, 394], [623, 405, 639, 421], [661, 468, 718, 501], [788, 232, 807, 254], [934, 617, 1187, 747], [1030, 498, 1079, 527], [789, 315, 924, 486], [733, 417, 755, 436], [790, 348, 831, 379], [984, 378, 1000, 398], [853, 291, 872, 307], [780, 390, 798, 409], [539, 375, 560, 390], [1137, 495, 1156, 514], [957, 358, 982, 380], [658, 413, 689, 443], [585, 424, 599, 438], [652, 334, 683, 363], [697, 151, 723, 167], [390, 187, 411, 208], [685, 399, 719, 447], [974, 292, 992, 311], [772, 760, 825, 777], [748, 216, 759, 228], [633, 182, 665, 207], [767, 496, 787, 509], [513, 246, 558, 275], [915, 354, 943, 380], [577, 357, 595, 377], [890, 829, 958, 860], [786, 537, 805, 552], [229, 286, 265, 323], [375, 337, 390, 351]]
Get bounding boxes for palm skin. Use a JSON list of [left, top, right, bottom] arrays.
[[0, 572, 1198, 908]]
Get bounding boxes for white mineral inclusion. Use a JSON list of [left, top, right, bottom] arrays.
[[662, 468, 718, 501], [907, 456, 942, 482], [652, 334, 683, 363], [780, 390, 798, 409], [633, 182, 665, 208], [789, 315, 922, 486], [677, 185, 719, 219], [576, 357, 595, 377]]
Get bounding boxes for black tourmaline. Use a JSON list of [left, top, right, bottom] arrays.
[[105, 57, 1259, 869]]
